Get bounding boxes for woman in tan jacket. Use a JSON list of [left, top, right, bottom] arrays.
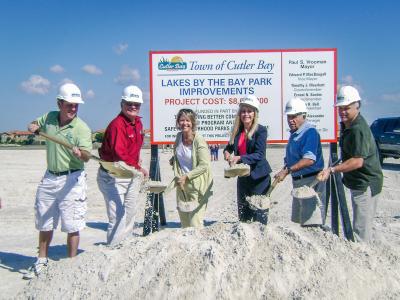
[[171, 108, 213, 228]]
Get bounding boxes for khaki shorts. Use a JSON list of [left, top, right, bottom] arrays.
[[35, 170, 87, 233]]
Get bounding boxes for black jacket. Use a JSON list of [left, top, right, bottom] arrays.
[[224, 124, 272, 180]]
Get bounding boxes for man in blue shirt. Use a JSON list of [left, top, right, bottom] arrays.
[[275, 98, 325, 227]]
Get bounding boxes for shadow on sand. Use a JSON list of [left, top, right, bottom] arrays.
[[86, 221, 108, 232], [0, 252, 36, 274], [134, 220, 218, 231], [382, 162, 400, 171], [0, 246, 84, 274], [159, 220, 218, 229]]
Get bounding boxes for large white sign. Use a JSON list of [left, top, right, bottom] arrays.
[[150, 49, 337, 144]]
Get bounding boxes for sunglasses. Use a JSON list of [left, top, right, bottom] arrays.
[[123, 101, 141, 107], [240, 109, 255, 114], [180, 108, 194, 114]]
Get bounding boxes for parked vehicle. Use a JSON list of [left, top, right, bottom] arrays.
[[370, 117, 400, 165]]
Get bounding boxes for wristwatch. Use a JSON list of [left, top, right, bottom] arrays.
[[286, 166, 292, 174], [330, 167, 335, 174]]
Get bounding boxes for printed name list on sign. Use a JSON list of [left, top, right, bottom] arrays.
[[150, 49, 337, 144]]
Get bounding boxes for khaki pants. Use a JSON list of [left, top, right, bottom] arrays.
[[350, 187, 379, 243], [97, 169, 141, 245]]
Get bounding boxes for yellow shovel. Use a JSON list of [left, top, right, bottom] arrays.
[[246, 178, 279, 210], [38, 131, 139, 179], [145, 177, 177, 194]]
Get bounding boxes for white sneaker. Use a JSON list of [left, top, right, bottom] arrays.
[[22, 258, 48, 280]]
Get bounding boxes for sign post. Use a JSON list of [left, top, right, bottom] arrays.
[[143, 145, 167, 236]]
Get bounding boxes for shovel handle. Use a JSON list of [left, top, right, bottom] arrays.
[[265, 177, 279, 197], [161, 177, 178, 195], [271, 177, 279, 189], [39, 131, 74, 150], [38, 131, 101, 161]]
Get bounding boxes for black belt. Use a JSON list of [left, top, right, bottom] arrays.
[[292, 170, 321, 181], [48, 169, 82, 176], [99, 164, 109, 173]]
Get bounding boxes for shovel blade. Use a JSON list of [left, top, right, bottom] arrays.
[[246, 195, 271, 210], [147, 182, 168, 194], [224, 164, 250, 178], [99, 161, 135, 179]]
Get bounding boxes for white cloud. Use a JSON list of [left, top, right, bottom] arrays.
[[382, 92, 400, 103], [86, 89, 95, 99], [50, 64, 65, 73], [113, 43, 128, 55], [20, 75, 51, 95], [82, 64, 103, 75], [114, 65, 140, 85], [341, 75, 354, 84], [339, 75, 363, 94], [58, 78, 74, 85]]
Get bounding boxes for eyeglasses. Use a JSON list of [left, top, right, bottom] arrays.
[[123, 101, 141, 107], [240, 109, 254, 114], [287, 113, 304, 119]]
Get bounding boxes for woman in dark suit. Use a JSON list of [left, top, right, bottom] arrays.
[[224, 95, 272, 223]]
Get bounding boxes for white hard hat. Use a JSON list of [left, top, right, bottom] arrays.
[[284, 98, 307, 115], [336, 85, 361, 107], [57, 83, 84, 104], [240, 95, 260, 111], [121, 85, 143, 103]]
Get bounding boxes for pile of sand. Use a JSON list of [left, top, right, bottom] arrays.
[[1, 148, 399, 299], [20, 222, 400, 299]]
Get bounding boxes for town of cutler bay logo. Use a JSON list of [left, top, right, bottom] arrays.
[[158, 56, 187, 71]]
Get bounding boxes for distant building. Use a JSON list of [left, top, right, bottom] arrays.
[[143, 129, 151, 149], [0, 130, 37, 144], [143, 129, 151, 137], [0, 128, 151, 147]]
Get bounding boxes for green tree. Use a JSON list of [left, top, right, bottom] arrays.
[[94, 132, 104, 143], [27, 134, 35, 145]]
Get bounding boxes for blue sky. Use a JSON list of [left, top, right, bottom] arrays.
[[0, 0, 399, 132]]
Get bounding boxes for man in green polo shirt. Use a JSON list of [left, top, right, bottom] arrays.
[[23, 83, 92, 279], [318, 86, 383, 242]]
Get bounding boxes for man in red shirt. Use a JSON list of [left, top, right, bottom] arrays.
[[97, 85, 148, 245]]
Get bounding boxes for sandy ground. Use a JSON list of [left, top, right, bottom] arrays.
[[0, 147, 399, 299]]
